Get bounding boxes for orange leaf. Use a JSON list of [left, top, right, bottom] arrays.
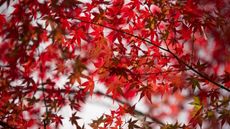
[[82, 79, 94, 95]]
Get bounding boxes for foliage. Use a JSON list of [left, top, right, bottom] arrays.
[[0, 0, 229, 128]]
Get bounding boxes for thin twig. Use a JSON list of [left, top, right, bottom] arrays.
[[74, 18, 230, 92], [31, 87, 164, 125], [133, 68, 190, 75], [167, 50, 230, 92], [95, 91, 165, 125], [41, 80, 48, 129]]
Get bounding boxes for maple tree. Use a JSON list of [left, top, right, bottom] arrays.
[[0, 0, 230, 128]]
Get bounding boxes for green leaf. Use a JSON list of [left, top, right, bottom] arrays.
[[190, 96, 202, 111], [187, 77, 200, 90]]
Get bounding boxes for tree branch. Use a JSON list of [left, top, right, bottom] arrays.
[[94, 91, 165, 125], [41, 80, 49, 129], [133, 68, 190, 75], [75, 18, 230, 92], [32, 87, 164, 125], [167, 50, 230, 92]]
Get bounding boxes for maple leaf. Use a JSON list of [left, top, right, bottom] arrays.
[[115, 117, 123, 126], [179, 24, 192, 40], [81, 78, 94, 96], [69, 57, 87, 84], [0, 14, 6, 28], [69, 101, 81, 111], [189, 107, 203, 128], [69, 112, 81, 128], [221, 72, 230, 88], [219, 109, 230, 128], [187, 77, 201, 91], [106, 84, 123, 99], [90, 115, 105, 129], [169, 74, 185, 91], [128, 118, 140, 129], [69, 72, 82, 84], [161, 123, 182, 129], [190, 96, 202, 111], [52, 114, 63, 127], [139, 86, 153, 103], [0, 0, 230, 128]]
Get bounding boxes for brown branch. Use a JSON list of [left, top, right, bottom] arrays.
[[41, 80, 49, 129], [94, 91, 165, 125], [74, 18, 230, 92], [0, 65, 10, 68], [31, 87, 164, 125], [167, 50, 230, 92], [133, 68, 190, 76]]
